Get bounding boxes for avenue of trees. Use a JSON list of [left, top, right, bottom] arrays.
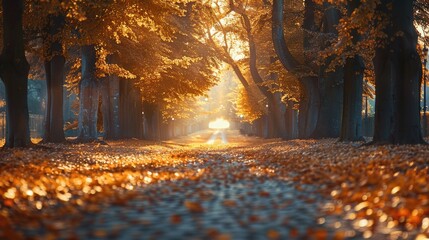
[[0, 0, 428, 147]]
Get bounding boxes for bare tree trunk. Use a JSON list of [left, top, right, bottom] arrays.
[[119, 79, 143, 139], [340, 56, 364, 141], [298, 77, 319, 138], [373, 0, 424, 144], [312, 67, 343, 138], [339, 0, 364, 142], [77, 45, 100, 141], [0, 0, 31, 147], [273, 0, 321, 139], [312, 5, 343, 138], [101, 75, 120, 139], [43, 13, 66, 143]]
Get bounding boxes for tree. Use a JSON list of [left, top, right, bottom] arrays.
[[0, 0, 31, 147], [372, 0, 425, 144], [229, 0, 291, 139], [272, 0, 324, 138], [43, 11, 66, 143], [339, 0, 365, 142], [311, 3, 343, 138], [77, 44, 99, 141], [315, 0, 428, 144]]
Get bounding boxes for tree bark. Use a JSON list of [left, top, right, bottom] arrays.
[[312, 5, 343, 138], [339, 0, 364, 142], [298, 77, 319, 138], [101, 75, 120, 140], [101, 55, 120, 140], [272, 0, 299, 71], [143, 102, 161, 141], [0, 0, 31, 148], [373, 0, 425, 144], [43, 13, 66, 143], [272, 0, 321, 139], [77, 45, 100, 141], [312, 66, 343, 138], [340, 56, 364, 141], [119, 79, 143, 139]]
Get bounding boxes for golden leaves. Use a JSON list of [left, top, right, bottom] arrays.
[[239, 138, 429, 239]]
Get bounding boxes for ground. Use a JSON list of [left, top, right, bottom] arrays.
[[0, 130, 429, 240]]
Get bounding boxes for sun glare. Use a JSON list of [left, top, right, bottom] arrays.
[[208, 118, 230, 129]]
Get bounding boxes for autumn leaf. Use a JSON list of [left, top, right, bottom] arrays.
[[184, 200, 204, 213]]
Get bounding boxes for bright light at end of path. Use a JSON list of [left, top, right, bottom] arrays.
[[208, 118, 230, 129]]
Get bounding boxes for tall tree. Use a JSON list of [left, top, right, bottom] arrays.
[[43, 11, 66, 143], [339, 0, 364, 142], [77, 45, 99, 141], [0, 0, 31, 147], [373, 0, 424, 144], [311, 4, 343, 138], [229, 0, 290, 139], [272, 0, 321, 138]]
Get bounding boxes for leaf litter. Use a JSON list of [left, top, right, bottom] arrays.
[[0, 133, 428, 239]]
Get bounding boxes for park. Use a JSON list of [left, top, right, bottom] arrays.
[[0, 0, 429, 239]]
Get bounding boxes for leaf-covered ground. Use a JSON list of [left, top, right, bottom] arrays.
[[0, 131, 428, 239]]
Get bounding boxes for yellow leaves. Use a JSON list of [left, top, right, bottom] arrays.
[[233, 86, 264, 123], [161, 56, 203, 69], [354, 201, 369, 211], [416, 234, 429, 240], [95, 46, 137, 79], [4, 188, 16, 199], [391, 186, 401, 194]]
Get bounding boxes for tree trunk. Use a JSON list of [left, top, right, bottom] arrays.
[[272, 0, 321, 139], [101, 75, 120, 140], [272, 0, 299, 71], [143, 102, 161, 141], [373, 0, 424, 144], [340, 57, 364, 141], [298, 77, 319, 138], [43, 13, 66, 143], [0, 0, 31, 147], [312, 5, 343, 138], [312, 67, 343, 138], [284, 100, 296, 139], [266, 94, 288, 139], [77, 45, 100, 141], [119, 79, 143, 139], [339, 0, 364, 142]]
